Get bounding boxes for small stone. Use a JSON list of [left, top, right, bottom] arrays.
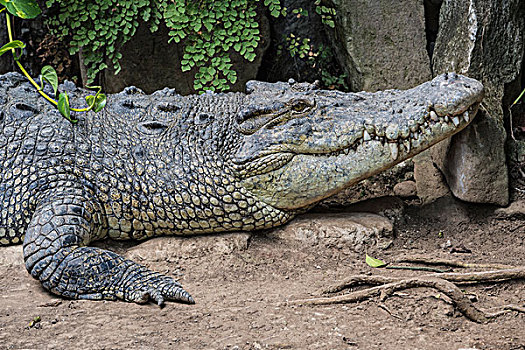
[[394, 181, 417, 198], [440, 239, 452, 249]]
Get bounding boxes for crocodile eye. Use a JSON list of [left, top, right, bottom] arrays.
[[195, 113, 214, 125], [288, 99, 315, 113]]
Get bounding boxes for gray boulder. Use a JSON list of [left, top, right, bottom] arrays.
[[269, 213, 394, 252], [423, 0, 525, 206], [329, 0, 431, 92]]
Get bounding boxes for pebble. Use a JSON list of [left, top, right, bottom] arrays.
[[394, 181, 417, 198]]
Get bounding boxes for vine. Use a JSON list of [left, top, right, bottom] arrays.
[[43, 0, 341, 93], [276, 2, 347, 90], [0, 0, 106, 123], [164, 0, 263, 91], [45, 0, 288, 93], [314, 0, 336, 28]]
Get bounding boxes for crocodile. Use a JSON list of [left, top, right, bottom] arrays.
[[0, 72, 483, 305]]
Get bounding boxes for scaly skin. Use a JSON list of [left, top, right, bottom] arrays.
[[0, 72, 484, 305]]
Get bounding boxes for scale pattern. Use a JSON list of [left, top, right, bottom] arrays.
[[0, 72, 484, 304], [0, 73, 292, 304]]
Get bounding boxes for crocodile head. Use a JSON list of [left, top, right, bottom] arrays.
[[231, 73, 484, 210]]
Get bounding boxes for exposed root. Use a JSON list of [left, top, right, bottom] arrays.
[[290, 266, 525, 323], [486, 304, 525, 318], [386, 265, 447, 273], [321, 267, 525, 294], [393, 256, 515, 270], [378, 303, 403, 320]]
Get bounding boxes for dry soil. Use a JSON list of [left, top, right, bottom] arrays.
[[0, 197, 524, 350]]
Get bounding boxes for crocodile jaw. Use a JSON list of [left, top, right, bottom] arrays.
[[235, 73, 484, 210], [240, 102, 479, 209]]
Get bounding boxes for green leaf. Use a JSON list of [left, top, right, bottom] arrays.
[[58, 92, 72, 121], [227, 72, 237, 84], [85, 93, 107, 113], [203, 21, 213, 32], [2, 0, 42, 19], [0, 40, 25, 56], [365, 254, 387, 268], [245, 52, 256, 62], [40, 65, 58, 96]]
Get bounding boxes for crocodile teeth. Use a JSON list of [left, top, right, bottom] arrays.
[[430, 110, 439, 121], [400, 127, 410, 139], [404, 139, 411, 153], [389, 143, 399, 160], [452, 116, 460, 126], [445, 116, 450, 122], [386, 124, 399, 140], [463, 111, 470, 123], [363, 129, 372, 141]]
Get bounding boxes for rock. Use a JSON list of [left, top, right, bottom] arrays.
[[443, 115, 509, 205], [426, 0, 525, 206], [329, 0, 431, 91], [269, 212, 394, 251], [123, 233, 251, 262], [394, 181, 417, 198], [413, 147, 451, 204], [494, 200, 525, 218], [440, 239, 452, 249]]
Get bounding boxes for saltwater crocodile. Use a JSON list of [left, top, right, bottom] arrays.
[[0, 72, 483, 305]]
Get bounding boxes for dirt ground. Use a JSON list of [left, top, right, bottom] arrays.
[[0, 196, 524, 350]]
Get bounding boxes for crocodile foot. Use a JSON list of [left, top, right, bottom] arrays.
[[23, 189, 195, 306]]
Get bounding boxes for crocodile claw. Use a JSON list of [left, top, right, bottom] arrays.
[[130, 282, 195, 306], [122, 270, 195, 306]]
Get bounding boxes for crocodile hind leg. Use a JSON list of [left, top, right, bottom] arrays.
[[22, 191, 194, 305]]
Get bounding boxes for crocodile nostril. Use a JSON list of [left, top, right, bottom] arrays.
[[122, 100, 135, 109], [14, 102, 39, 114], [9, 102, 40, 120], [157, 102, 181, 112]]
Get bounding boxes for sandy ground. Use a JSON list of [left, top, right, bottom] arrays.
[[0, 197, 524, 350]]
